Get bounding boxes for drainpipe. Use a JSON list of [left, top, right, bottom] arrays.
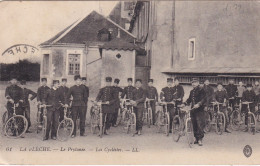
[[171, 0, 175, 69]]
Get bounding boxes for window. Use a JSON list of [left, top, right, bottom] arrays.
[[188, 38, 196, 60], [42, 54, 49, 74], [68, 54, 80, 75], [116, 53, 121, 59]]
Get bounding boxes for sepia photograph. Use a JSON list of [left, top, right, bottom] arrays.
[[0, 0, 260, 164]]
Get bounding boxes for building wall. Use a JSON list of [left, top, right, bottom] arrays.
[[173, 1, 260, 69], [101, 49, 135, 87]]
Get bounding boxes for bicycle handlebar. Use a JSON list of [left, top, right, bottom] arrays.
[[242, 102, 253, 105], [39, 104, 52, 108], [211, 102, 224, 105]]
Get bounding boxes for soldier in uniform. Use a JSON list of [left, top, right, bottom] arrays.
[[253, 81, 260, 104], [184, 78, 206, 146], [202, 79, 214, 109], [81, 77, 89, 126], [160, 78, 175, 132], [121, 78, 135, 100], [37, 78, 50, 124], [111, 78, 123, 127], [225, 78, 238, 109], [96, 77, 116, 135], [242, 83, 257, 132], [131, 79, 146, 135], [20, 80, 37, 133], [147, 79, 158, 125], [42, 80, 63, 140], [213, 82, 232, 133], [65, 75, 87, 137], [173, 77, 184, 106], [5, 76, 24, 118], [58, 78, 69, 122], [236, 81, 245, 105]]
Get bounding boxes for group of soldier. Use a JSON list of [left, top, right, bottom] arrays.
[[5, 74, 260, 146]]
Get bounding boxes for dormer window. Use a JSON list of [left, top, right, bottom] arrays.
[[97, 28, 111, 41]]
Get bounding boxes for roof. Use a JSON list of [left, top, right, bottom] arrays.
[[162, 67, 260, 74], [40, 11, 136, 46], [100, 37, 144, 52]]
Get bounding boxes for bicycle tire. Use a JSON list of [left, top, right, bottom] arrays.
[[131, 113, 136, 136], [90, 114, 97, 134], [2, 111, 8, 126], [42, 116, 47, 140], [116, 108, 122, 126], [248, 113, 256, 135], [216, 112, 225, 135], [102, 114, 107, 137], [36, 110, 41, 134], [4, 115, 28, 138], [230, 109, 241, 131], [204, 111, 211, 133], [172, 116, 182, 142], [165, 112, 170, 136], [57, 118, 74, 141], [99, 113, 103, 138], [148, 108, 153, 128], [186, 118, 194, 148], [156, 111, 162, 133]]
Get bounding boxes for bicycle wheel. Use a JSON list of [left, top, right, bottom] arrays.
[[164, 113, 170, 136], [36, 110, 41, 134], [172, 116, 182, 142], [116, 108, 122, 126], [230, 109, 241, 131], [90, 113, 97, 134], [42, 116, 47, 140], [4, 115, 28, 138], [248, 113, 256, 135], [57, 118, 74, 141], [143, 110, 148, 125], [204, 111, 211, 133], [186, 118, 194, 148], [148, 108, 153, 128], [130, 113, 136, 136], [99, 113, 103, 138], [156, 111, 162, 133], [216, 112, 225, 135], [2, 111, 8, 126]]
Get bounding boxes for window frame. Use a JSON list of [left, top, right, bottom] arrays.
[[66, 50, 83, 76], [188, 38, 196, 60]]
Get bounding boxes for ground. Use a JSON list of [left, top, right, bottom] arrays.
[[0, 82, 259, 164]]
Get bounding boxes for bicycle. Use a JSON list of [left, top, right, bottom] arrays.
[[204, 102, 226, 135], [4, 103, 28, 138], [172, 106, 195, 148], [143, 99, 154, 128], [242, 102, 257, 135], [90, 101, 108, 138], [2, 105, 8, 132], [115, 100, 126, 126], [230, 100, 244, 131], [38, 104, 52, 140], [121, 99, 136, 136], [255, 103, 260, 122], [156, 101, 174, 136], [57, 104, 74, 141]]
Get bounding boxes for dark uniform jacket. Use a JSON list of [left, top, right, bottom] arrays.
[[67, 85, 87, 107], [113, 86, 123, 109], [58, 86, 69, 104], [172, 84, 184, 101], [186, 86, 206, 109], [5, 85, 23, 103], [147, 86, 158, 101], [132, 87, 146, 108], [213, 90, 228, 103], [80, 84, 89, 103], [43, 88, 63, 109], [242, 90, 256, 105], [160, 87, 174, 102], [225, 84, 238, 98], [37, 86, 50, 102], [21, 88, 37, 107], [121, 86, 135, 100], [96, 86, 116, 113]]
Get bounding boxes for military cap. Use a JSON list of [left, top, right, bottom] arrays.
[[20, 80, 26, 85], [167, 78, 173, 82], [74, 75, 81, 81], [114, 78, 120, 84], [136, 79, 142, 83], [82, 77, 87, 81], [106, 77, 112, 82], [148, 79, 154, 83], [199, 79, 204, 84], [41, 78, 47, 82], [61, 78, 67, 82], [217, 82, 223, 86], [191, 78, 199, 83], [127, 78, 133, 82], [246, 83, 253, 87], [53, 80, 59, 84]]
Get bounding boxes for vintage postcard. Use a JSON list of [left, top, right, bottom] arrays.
[[0, 0, 260, 165]]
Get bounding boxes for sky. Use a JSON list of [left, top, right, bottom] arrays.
[[0, 1, 118, 64]]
